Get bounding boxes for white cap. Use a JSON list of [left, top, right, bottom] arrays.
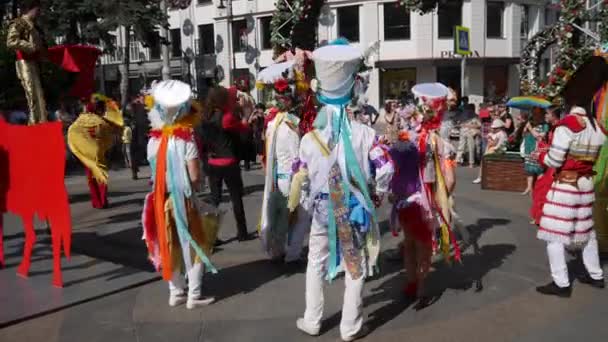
[[491, 119, 505, 129], [312, 44, 362, 99], [570, 106, 587, 116]]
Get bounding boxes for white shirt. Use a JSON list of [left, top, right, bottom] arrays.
[[147, 136, 199, 162], [266, 116, 300, 176]]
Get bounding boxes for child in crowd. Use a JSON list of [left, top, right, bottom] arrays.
[[473, 119, 508, 184]]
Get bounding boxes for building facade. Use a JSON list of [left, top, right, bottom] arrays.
[[96, 0, 555, 108]]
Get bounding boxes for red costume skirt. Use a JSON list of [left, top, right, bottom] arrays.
[[398, 203, 433, 246], [530, 168, 555, 225]]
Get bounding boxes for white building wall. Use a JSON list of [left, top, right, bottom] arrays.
[[99, 0, 555, 103]]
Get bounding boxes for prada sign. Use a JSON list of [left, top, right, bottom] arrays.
[[441, 50, 482, 58]]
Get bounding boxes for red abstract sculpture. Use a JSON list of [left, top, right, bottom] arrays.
[[0, 120, 72, 287]]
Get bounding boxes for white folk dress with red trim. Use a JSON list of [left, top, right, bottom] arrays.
[[538, 116, 606, 245]]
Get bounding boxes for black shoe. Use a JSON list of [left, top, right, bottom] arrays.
[[237, 232, 257, 242], [578, 274, 605, 288], [214, 238, 227, 247], [536, 282, 572, 298]]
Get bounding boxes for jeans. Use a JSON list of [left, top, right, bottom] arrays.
[[208, 163, 248, 238]]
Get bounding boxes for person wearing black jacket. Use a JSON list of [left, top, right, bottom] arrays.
[[197, 86, 251, 242]]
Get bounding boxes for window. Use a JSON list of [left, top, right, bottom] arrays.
[[260, 17, 273, 50], [232, 20, 248, 52], [521, 4, 529, 39], [384, 2, 411, 40], [170, 28, 182, 57], [337, 6, 359, 42], [129, 35, 140, 61], [438, 0, 462, 39], [232, 68, 250, 87], [149, 32, 161, 60], [486, 1, 504, 38], [198, 24, 215, 55]]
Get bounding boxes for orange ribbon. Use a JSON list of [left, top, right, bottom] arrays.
[[153, 134, 173, 280]]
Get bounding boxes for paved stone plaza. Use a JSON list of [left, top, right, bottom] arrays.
[[1, 166, 608, 342]]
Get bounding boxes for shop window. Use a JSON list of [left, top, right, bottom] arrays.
[[438, 0, 462, 39], [384, 2, 411, 40], [380, 68, 416, 104], [484, 65, 509, 100], [437, 66, 461, 94], [338, 6, 360, 42]]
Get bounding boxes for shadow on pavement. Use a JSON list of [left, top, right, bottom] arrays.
[[68, 191, 148, 205], [204, 259, 292, 303], [349, 217, 514, 335]]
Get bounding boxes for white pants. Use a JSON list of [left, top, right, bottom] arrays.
[[302, 211, 365, 340], [169, 262, 204, 299], [278, 178, 310, 262], [546, 231, 603, 287]]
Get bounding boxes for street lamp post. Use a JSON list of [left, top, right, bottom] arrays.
[[160, 0, 171, 81]]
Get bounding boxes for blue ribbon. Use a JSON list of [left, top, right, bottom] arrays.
[[165, 143, 217, 274]]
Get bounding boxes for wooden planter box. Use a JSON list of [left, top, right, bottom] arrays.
[[481, 152, 528, 192]]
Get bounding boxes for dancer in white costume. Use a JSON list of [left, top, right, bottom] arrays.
[[536, 106, 606, 296], [258, 62, 310, 263], [290, 40, 394, 341]]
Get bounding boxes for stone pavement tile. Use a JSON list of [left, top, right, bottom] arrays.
[[0, 311, 63, 342], [0, 238, 157, 326], [136, 322, 203, 342], [133, 280, 204, 323], [201, 317, 340, 342], [54, 289, 138, 342]]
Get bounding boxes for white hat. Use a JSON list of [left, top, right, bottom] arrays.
[[152, 80, 191, 108], [570, 106, 587, 116], [152, 80, 192, 122], [256, 60, 295, 84], [411, 83, 449, 101], [312, 43, 362, 100], [491, 119, 505, 129]]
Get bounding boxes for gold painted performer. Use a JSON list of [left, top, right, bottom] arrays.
[[6, 0, 47, 124]]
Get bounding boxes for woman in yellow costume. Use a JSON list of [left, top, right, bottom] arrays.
[[67, 95, 123, 209], [141, 80, 217, 309]]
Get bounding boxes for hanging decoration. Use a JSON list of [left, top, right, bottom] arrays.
[[270, 0, 325, 58], [167, 0, 192, 10], [398, 0, 439, 14], [521, 0, 608, 101]]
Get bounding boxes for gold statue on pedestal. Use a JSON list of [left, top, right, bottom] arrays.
[[6, 1, 47, 125]]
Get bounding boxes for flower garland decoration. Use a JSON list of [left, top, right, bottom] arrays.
[[398, 0, 438, 14], [522, 0, 608, 101]]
